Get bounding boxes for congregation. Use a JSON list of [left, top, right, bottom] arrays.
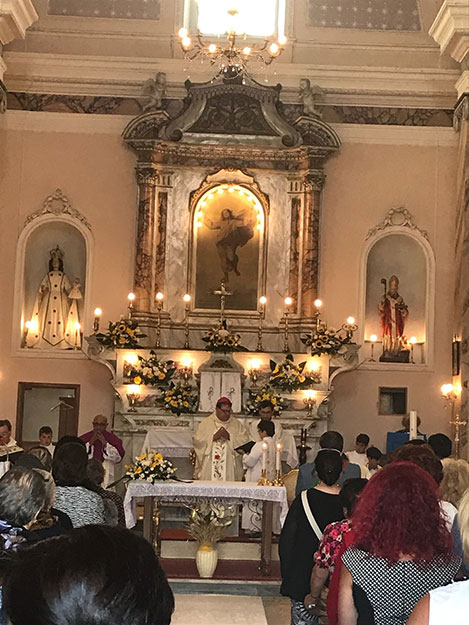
[[1, 404, 469, 625]]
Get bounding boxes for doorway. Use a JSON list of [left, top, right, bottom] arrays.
[[16, 382, 80, 448]]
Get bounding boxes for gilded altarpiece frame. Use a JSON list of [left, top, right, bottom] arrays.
[[187, 171, 269, 314]]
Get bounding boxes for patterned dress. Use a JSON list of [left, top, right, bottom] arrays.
[[342, 546, 461, 625], [314, 519, 352, 572]]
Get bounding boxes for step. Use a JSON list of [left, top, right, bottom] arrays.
[[162, 558, 281, 583], [161, 539, 280, 561]]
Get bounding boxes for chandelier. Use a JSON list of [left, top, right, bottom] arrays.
[[177, 6, 287, 79]]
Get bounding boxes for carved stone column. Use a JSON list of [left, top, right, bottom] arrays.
[[300, 170, 325, 318], [153, 171, 173, 296], [134, 167, 157, 312], [287, 177, 303, 314]]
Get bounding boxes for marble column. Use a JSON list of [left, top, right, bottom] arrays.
[[454, 95, 469, 447], [134, 167, 157, 312], [287, 177, 303, 314], [154, 170, 173, 298], [300, 171, 325, 319]]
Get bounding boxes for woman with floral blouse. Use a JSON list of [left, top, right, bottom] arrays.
[[303, 478, 367, 621]]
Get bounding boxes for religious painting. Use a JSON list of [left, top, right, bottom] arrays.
[[192, 184, 264, 311], [365, 234, 426, 362]]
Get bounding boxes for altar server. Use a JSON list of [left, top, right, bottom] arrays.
[[249, 400, 298, 469], [193, 397, 249, 481], [242, 420, 276, 532], [80, 415, 125, 488]]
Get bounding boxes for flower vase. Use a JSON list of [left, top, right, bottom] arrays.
[[195, 542, 218, 578]]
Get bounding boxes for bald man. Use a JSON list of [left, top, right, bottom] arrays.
[[80, 415, 125, 487]]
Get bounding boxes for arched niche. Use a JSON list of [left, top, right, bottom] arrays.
[[12, 190, 93, 357], [359, 207, 435, 367], [187, 171, 269, 313]]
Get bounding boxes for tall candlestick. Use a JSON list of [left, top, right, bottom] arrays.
[[183, 293, 191, 349], [155, 292, 164, 348], [257, 295, 266, 351], [283, 296, 292, 353], [93, 307, 102, 334], [409, 410, 418, 440], [275, 442, 282, 471], [127, 292, 135, 318]]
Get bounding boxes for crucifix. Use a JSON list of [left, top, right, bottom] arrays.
[[212, 280, 232, 323]]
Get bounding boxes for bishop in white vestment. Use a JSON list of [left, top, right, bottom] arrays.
[[193, 397, 249, 481]]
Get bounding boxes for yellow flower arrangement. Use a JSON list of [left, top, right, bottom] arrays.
[[126, 449, 177, 484]]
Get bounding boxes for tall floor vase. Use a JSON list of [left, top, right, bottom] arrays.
[[195, 542, 218, 578]]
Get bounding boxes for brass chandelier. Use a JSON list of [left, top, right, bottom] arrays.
[[177, 7, 287, 79]]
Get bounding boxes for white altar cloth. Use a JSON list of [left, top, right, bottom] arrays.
[[124, 480, 288, 529], [141, 429, 193, 457]]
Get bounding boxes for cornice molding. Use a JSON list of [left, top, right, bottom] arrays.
[[2, 52, 460, 109], [0, 0, 38, 45], [429, 0, 469, 64]]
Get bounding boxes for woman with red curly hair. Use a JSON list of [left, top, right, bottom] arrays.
[[338, 462, 460, 625]]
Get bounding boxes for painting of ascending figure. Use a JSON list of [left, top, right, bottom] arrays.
[[194, 185, 262, 311]]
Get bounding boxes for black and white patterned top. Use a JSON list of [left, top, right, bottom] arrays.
[[54, 486, 105, 528], [342, 546, 461, 625]]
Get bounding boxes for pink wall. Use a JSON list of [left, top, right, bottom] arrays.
[[0, 115, 459, 450]]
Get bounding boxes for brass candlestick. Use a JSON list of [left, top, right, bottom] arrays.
[[155, 292, 164, 348], [283, 297, 292, 353], [257, 296, 266, 351], [127, 392, 139, 413], [183, 294, 191, 349], [272, 470, 284, 487], [257, 470, 272, 486]]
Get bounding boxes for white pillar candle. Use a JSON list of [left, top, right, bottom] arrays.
[[262, 441, 267, 471], [409, 410, 418, 441], [276, 442, 282, 471]]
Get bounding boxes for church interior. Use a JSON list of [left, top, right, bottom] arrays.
[[1, 0, 469, 623]]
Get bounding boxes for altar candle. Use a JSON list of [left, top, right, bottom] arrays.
[[276, 442, 282, 471], [262, 441, 268, 471], [409, 410, 418, 441]]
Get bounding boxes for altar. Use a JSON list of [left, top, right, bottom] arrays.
[[124, 479, 289, 576]]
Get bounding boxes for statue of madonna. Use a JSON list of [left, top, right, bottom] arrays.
[[25, 246, 83, 349]]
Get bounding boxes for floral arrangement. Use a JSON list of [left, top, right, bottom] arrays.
[[202, 320, 246, 353], [301, 326, 351, 357], [96, 318, 146, 349], [129, 350, 176, 386], [125, 450, 177, 483], [161, 382, 198, 415], [269, 353, 321, 392], [187, 503, 236, 546], [246, 384, 289, 416]]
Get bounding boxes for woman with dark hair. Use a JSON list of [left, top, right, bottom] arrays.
[[280, 449, 344, 625], [52, 442, 105, 527], [338, 462, 460, 625], [86, 459, 125, 527], [3, 525, 174, 625], [304, 478, 368, 624]]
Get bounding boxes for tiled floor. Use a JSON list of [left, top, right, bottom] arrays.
[[170, 595, 291, 625]]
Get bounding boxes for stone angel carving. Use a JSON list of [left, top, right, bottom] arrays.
[[299, 78, 325, 119], [142, 72, 167, 112]]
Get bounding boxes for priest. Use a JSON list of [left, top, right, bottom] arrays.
[[80, 414, 125, 488], [193, 397, 250, 481], [248, 400, 298, 469], [0, 419, 24, 478]]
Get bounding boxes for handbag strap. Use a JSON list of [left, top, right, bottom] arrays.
[[301, 489, 323, 541]]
